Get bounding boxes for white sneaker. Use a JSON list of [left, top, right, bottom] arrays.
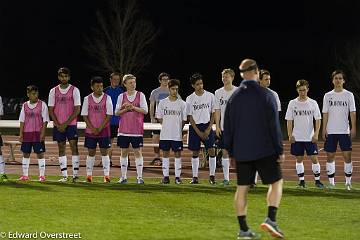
[[345, 183, 352, 191], [58, 177, 68, 182]]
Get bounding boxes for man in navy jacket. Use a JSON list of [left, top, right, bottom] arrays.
[[224, 59, 285, 239]]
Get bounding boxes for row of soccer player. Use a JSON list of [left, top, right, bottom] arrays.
[[0, 67, 356, 189]]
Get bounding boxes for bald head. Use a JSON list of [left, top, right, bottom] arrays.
[[239, 58, 259, 81]]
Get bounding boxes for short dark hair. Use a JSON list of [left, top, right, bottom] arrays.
[[158, 72, 170, 80], [296, 79, 309, 89], [331, 69, 346, 80], [110, 72, 121, 78], [58, 67, 70, 75], [259, 69, 270, 80], [190, 73, 203, 85], [91, 76, 103, 86], [168, 79, 180, 88], [26, 85, 38, 93]]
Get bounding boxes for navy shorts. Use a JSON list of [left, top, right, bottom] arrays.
[[290, 142, 318, 156], [21, 142, 46, 154], [84, 136, 111, 149], [53, 125, 78, 142], [110, 125, 119, 139], [324, 134, 352, 152], [117, 136, 143, 149], [159, 140, 183, 152], [188, 123, 215, 151], [236, 154, 282, 185]]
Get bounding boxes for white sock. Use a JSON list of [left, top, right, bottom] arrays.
[[254, 172, 258, 183], [102, 155, 110, 176], [135, 157, 143, 179], [222, 157, 230, 181], [162, 158, 169, 177], [59, 156, 68, 177], [120, 156, 128, 179], [174, 158, 182, 178], [326, 162, 336, 185], [22, 157, 30, 176], [191, 157, 199, 177], [312, 163, 321, 180], [86, 156, 95, 176], [38, 159, 45, 177], [72, 155, 80, 177], [209, 156, 216, 176], [296, 162, 305, 180], [344, 162, 353, 185], [0, 155, 5, 174]]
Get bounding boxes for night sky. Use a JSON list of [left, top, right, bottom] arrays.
[[1, 0, 360, 105]]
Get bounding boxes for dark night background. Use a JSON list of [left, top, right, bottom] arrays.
[[1, 0, 359, 108]]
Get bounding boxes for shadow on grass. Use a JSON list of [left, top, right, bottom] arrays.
[[0, 181, 54, 192], [249, 185, 360, 200]]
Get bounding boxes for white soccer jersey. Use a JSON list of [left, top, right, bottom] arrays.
[[268, 88, 281, 111], [186, 90, 215, 124], [156, 97, 187, 141], [285, 98, 321, 141], [322, 89, 356, 134], [81, 93, 113, 116], [48, 84, 81, 107], [214, 86, 238, 130]]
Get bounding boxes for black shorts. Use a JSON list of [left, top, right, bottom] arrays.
[[110, 125, 119, 139], [236, 154, 282, 185]]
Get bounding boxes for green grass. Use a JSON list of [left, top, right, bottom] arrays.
[[0, 176, 359, 240]]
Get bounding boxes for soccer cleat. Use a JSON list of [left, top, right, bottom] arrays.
[[58, 177, 68, 182], [297, 180, 306, 188], [175, 177, 182, 184], [260, 217, 284, 239], [72, 176, 79, 183], [345, 183, 352, 191], [222, 180, 230, 186], [161, 176, 170, 184], [0, 174, 8, 182], [136, 177, 145, 184], [209, 175, 216, 185], [18, 175, 30, 181], [118, 177, 127, 184], [237, 229, 261, 240], [315, 180, 324, 189], [326, 183, 335, 189], [190, 177, 199, 184], [39, 176, 46, 182], [86, 176, 93, 183], [103, 176, 111, 183]]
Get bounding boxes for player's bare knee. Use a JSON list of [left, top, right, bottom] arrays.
[[100, 148, 108, 156], [88, 149, 96, 157], [37, 153, 44, 159]]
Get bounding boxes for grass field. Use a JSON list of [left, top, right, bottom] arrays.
[[1, 176, 359, 240]]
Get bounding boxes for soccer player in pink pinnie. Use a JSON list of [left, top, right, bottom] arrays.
[[18, 85, 49, 182], [81, 76, 113, 183]]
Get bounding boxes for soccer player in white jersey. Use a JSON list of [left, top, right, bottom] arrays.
[[322, 70, 356, 190], [285, 80, 324, 189], [259, 69, 281, 111], [156, 79, 187, 184], [186, 73, 217, 184], [214, 68, 237, 185], [252, 69, 282, 187]]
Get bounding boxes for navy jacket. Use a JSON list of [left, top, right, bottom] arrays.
[[223, 80, 283, 162]]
